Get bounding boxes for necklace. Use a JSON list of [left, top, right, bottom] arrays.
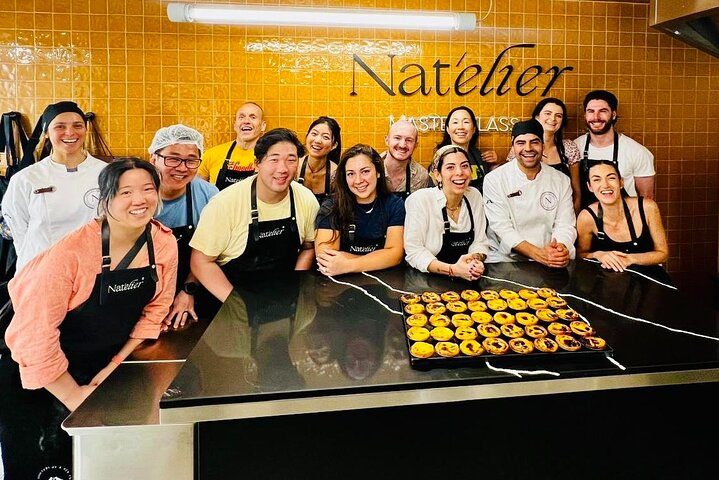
[[306, 158, 325, 175]]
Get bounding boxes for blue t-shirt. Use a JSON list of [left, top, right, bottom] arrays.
[[316, 194, 406, 249], [155, 177, 219, 228]]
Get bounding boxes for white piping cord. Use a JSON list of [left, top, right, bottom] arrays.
[[325, 275, 403, 315], [361, 271, 415, 295], [581, 258, 677, 290], [485, 360, 560, 378], [605, 355, 627, 371], [482, 274, 719, 343]]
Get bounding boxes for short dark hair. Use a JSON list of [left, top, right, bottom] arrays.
[[98, 157, 161, 217], [306, 116, 342, 164], [254, 128, 305, 162], [583, 90, 618, 111]]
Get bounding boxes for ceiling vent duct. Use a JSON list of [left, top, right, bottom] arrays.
[[650, 0, 719, 58]]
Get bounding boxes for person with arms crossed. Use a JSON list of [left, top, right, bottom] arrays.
[[483, 119, 576, 267], [190, 128, 320, 303], [199, 102, 266, 190], [315, 144, 405, 276], [149, 124, 219, 329]]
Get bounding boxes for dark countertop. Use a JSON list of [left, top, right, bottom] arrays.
[[157, 261, 719, 420]]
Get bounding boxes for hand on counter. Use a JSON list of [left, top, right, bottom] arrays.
[[316, 248, 354, 276], [163, 291, 198, 331]]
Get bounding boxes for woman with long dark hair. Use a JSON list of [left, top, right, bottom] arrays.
[[577, 159, 669, 278], [0, 158, 177, 479], [435, 105, 499, 192], [315, 144, 405, 276], [296, 116, 342, 205]]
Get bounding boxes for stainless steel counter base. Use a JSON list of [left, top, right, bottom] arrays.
[[72, 424, 193, 480]]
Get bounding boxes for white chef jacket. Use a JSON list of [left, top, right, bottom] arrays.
[[1, 154, 107, 272], [404, 186, 489, 272], [483, 160, 576, 263], [573, 133, 655, 197]]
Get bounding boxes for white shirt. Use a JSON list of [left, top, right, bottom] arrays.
[[404, 186, 489, 272], [483, 160, 576, 263], [1, 154, 107, 272], [574, 132, 655, 196]]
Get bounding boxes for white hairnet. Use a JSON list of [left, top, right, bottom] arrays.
[[148, 124, 204, 154]]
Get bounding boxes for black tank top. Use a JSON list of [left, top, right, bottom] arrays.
[[585, 196, 654, 254]]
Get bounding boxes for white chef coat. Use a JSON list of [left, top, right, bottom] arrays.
[[1, 154, 107, 272], [483, 160, 576, 263], [573, 133, 655, 196], [404, 186, 489, 272]]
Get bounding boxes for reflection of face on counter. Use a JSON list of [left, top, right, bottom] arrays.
[[199, 272, 317, 391]]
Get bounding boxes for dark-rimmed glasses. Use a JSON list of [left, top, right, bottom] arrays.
[[156, 153, 201, 170]]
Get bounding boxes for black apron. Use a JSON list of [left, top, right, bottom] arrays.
[[215, 141, 254, 191], [220, 178, 302, 281], [341, 199, 387, 255], [0, 220, 158, 480], [391, 162, 412, 201], [549, 160, 570, 177], [169, 184, 195, 291], [297, 156, 331, 205], [580, 131, 621, 208], [436, 196, 475, 264]]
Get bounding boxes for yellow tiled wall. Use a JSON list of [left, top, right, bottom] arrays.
[[1, 0, 718, 276]]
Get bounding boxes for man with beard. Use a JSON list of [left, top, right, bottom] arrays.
[[381, 120, 430, 200], [574, 90, 655, 206], [199, 102, 267, 190], [483, 119, 576, 266]]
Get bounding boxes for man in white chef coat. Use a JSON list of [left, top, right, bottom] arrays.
[[483, 119, 576, 267]]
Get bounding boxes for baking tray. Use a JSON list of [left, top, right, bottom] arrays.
[[400, 296, 613, 371]]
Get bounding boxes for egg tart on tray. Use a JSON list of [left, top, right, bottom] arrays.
[[455, 326, 478, 340], [493, 311, 515, 325], [407, 326, 431, 342], [480, 290, 500, 300], [471, 311, 493, 324], [429, 313, 451, 327], [487, 299, 508, 311], [446, 301, 468, 313], [509, 337, 534, 354], [404, 303, 425, 315], [547, 322, 571, 336], [516, 312, 538, 326], [500, 323, 524, 339], [421, 292, 441, 303], [441, 291, 461, 302], [477, 323, 501, 338], [459, 339, 484, 356], [410, 342, 435, 358], [451, 314, 473, 328], [556, 334, 582, 352], [524, 324, 548, 339], [570, 321, 595, 337], [435, 341, 460, 357], [430, 326, 454, 342], [406, 314, 428, 327], [534, 337, 559, 353], [467, 300, 488, 312], [483, 337, 509, 355], [400, 292, 420, 304], [461, 289, 481, 301]]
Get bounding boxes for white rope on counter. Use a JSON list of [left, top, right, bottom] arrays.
[[361, 271, 415, 294], [326, 275, 403, 315], [122, 359, 186, 364], [605, 356, 627, 371], [485, 360, 560, 378], [482, 274, 719, 343], [582, 258, 677, 290]]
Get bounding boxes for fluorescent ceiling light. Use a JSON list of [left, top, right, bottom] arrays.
[[167, 3, 476, 31]]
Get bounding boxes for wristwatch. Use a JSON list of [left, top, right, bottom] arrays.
[[182, 282, 198, 295]]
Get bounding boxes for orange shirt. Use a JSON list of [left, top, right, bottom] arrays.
[[5, 219, 178, 389]]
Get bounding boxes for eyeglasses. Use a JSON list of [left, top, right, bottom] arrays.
[[156, 153, 201, 170]]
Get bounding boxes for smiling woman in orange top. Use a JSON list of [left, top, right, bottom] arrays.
[[295, 116, 341, 205], [0, 158, 177, 478]]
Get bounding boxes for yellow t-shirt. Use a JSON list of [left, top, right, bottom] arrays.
[[190, 175, 320, 265], [200, 140, 256, 185]]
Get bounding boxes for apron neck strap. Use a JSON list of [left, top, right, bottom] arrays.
[[250, 178, 298, 242], [101, 219, 156, 276], [441, 196, 472, 234], [185, 181, 194, 229]]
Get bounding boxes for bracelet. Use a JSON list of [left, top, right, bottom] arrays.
[[110, 355, 124, 365], [447, 265, 454, 277]]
